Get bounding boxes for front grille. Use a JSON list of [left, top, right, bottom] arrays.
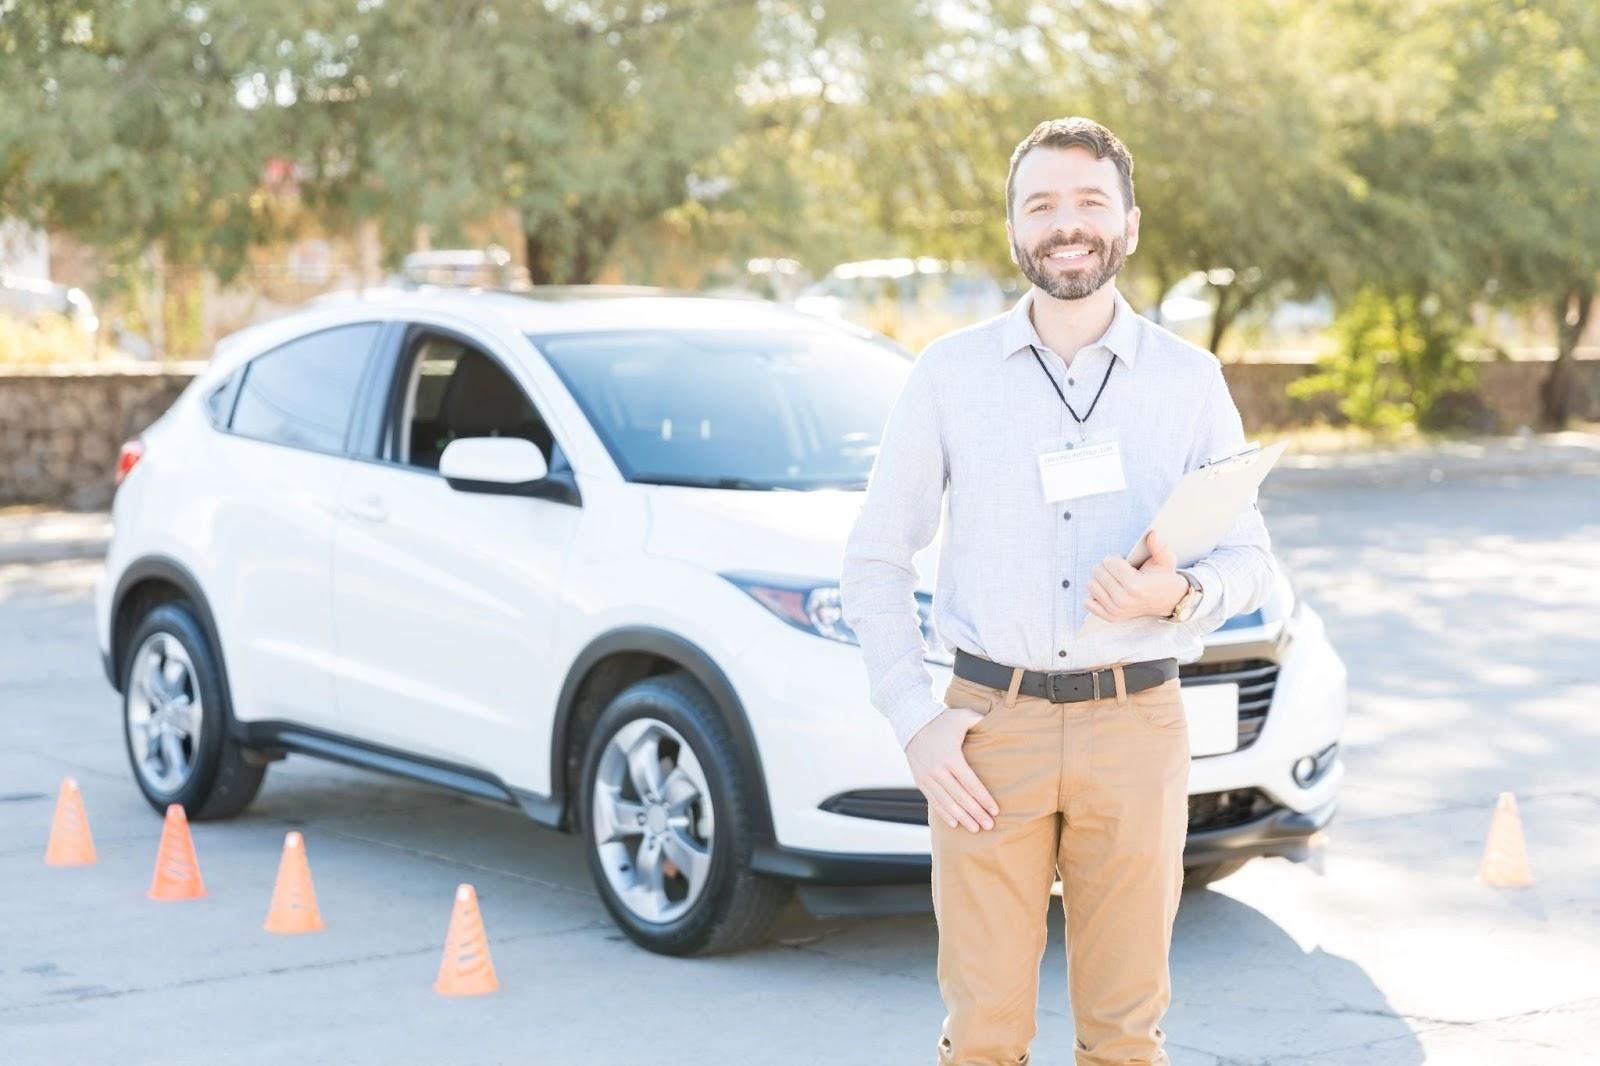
[[1179, 657, 1279, 751], [822, 787, 1283, 834], [1188, 788, 1279, 833]]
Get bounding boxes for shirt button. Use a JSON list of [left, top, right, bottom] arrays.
[[1058, 650, 1067, 658], [1062, 510, 1071, 521], [1067, 377, 1076, 386], [1061, 579, 1070, 588]]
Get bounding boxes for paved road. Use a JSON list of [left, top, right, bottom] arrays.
[[3, 470, 1598, 1065]]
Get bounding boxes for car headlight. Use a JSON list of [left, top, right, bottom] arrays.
[[720, 573, 953, 665]]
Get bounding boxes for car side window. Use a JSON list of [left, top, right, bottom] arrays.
[[396, 331, 555, 471], [229, 324, 380, 455]]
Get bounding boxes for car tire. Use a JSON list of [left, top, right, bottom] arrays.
[[121, 601, 266, 821], [577, 671, 794, 956], [1182, 856, 1250, 890]]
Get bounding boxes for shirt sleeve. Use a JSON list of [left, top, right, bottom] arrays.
[[840, 349, 950, 749], [1175, 362, 1279, 633]]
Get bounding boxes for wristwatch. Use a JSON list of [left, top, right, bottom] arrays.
[[1166, 569, 1204, 623]]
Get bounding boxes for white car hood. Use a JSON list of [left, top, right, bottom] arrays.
[[643, 486, 940, 594]]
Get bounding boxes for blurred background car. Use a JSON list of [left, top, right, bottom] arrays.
[[0, 274, 100, 335]]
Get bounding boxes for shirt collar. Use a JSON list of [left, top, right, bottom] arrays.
[[1000, 285, 1142, 368]]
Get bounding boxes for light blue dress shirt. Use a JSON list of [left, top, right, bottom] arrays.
[[841, 285, 1277, 748]]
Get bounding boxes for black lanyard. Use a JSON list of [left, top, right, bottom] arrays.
[[1028, 343, 1115, 438]]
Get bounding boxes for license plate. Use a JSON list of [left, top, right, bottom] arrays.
[[1181, 682, 1240, 756]]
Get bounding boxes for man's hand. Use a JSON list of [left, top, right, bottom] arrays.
[[1087, 530, 1189, 623], [906, 708, 999, 832]]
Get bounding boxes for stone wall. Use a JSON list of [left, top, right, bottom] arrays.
[[2, 358, 1597, 509], [1221, 357, 1600, 433], [0, 364, 201, 510]]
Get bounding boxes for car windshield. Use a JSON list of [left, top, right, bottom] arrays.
[[530, 326, 913, 490]]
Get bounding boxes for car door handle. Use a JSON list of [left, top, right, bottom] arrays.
[[345, 495, 389, 523]]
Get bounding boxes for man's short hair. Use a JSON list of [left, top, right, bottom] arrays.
[[1006, 117, 1136, 220]]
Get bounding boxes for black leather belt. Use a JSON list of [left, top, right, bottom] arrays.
[[953, 648, 1179, 703]]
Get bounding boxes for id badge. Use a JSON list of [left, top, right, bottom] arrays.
[[1036, 436, 1127, 502]]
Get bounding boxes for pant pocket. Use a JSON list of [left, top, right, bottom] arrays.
[[942, 675, 1003, 732], [1126, 677, 1187, 734]]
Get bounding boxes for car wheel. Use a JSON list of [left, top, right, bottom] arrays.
[[578, 671, 793, 956], [122, 602, 265, 821], [1182, 856, 1250, 890]]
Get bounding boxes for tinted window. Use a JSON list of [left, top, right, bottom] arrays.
[[531, 326, 912, 490], [396, 333, 553, 470], [230, 324, 379, 455]]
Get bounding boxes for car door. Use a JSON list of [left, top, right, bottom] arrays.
[[201, 321, 383, 732], [329, 322, 584, 778]]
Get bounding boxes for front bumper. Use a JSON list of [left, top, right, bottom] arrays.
[[773, 785, 1339, 884], [759, 791, 1339, 918], [736, 597, 1346, 859], [1183, 790, 1337, 867]]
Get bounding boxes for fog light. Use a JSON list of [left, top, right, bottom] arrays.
[[1292, 756, 1318, 787]]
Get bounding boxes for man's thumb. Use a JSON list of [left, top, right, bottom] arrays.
[[1146, 529, 1175, 568]]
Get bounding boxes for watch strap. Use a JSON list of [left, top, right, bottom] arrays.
[[1168, 569, 1203, 621]]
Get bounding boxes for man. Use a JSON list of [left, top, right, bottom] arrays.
[[839, 117, 1276, 1065]]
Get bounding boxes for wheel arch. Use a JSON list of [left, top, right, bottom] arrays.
[[109, 556, 231, 703], [551, 627, 774, 844]]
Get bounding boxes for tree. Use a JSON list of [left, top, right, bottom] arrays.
[[2, 1, 857, 285], [795, 0, 1357, 355], [0, 1, 306, 278], [1320, 0, 1600, 427], [1062, 0, 1356, 355], [1447, 0, 1600, 428]]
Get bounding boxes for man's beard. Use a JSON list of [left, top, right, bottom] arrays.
[[1015, 230, 1128, 301]]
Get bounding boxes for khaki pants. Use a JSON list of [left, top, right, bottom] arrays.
[[931, 662, 1191, 1065]]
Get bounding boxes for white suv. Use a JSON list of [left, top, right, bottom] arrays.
[[94, 287, 1347, 956]]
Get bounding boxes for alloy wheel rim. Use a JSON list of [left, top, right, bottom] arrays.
[[591, 717, 715, 924], [126, 632, 203, 794]]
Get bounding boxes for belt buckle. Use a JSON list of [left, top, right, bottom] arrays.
[[1046, 671, 1096, 703]]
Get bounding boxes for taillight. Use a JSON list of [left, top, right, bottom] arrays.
[[116, 439, 145, 486]]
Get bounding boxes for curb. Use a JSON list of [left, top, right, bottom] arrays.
[[1263, 433, 1600, 492], [0, 513, 113, 566]]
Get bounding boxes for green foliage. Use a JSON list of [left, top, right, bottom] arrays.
[[1289, 289, 1478, 431], [1, 0, 1596, 424], [0, 1, 300, 278]]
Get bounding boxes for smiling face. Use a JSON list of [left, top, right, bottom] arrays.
[[1006, 145, 1140, 302]]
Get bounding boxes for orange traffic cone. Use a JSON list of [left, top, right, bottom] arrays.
[[148, 804, 206, 900], [45, 777, 97, 867], [1304, 829, 1329, 878], [264, 831, 324, 934], [1478, 791, 1534, 888], [434, 883, 498, 997]]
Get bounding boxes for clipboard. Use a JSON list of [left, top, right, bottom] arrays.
[[1079, 439, 1288, 632]]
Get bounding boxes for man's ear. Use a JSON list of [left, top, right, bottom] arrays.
[[1005, 219, 1018, 265], [1125, 205, 1141, 256]]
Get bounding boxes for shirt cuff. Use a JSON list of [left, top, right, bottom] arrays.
[[1184, 562, 1225, 628], [887, 696, 948, 750]]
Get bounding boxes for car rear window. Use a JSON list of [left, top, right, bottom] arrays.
[[229, 323, 380, 455]]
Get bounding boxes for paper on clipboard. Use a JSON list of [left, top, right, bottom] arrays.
[[1079, 440, 1288, 633]]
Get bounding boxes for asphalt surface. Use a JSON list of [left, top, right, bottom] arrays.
[[2, 462, 1598, 1064]]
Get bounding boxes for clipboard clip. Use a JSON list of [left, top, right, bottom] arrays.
[[1199, 441, 1263, 470]]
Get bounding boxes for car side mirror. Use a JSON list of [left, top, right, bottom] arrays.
[[439, 437, 550, 495]]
